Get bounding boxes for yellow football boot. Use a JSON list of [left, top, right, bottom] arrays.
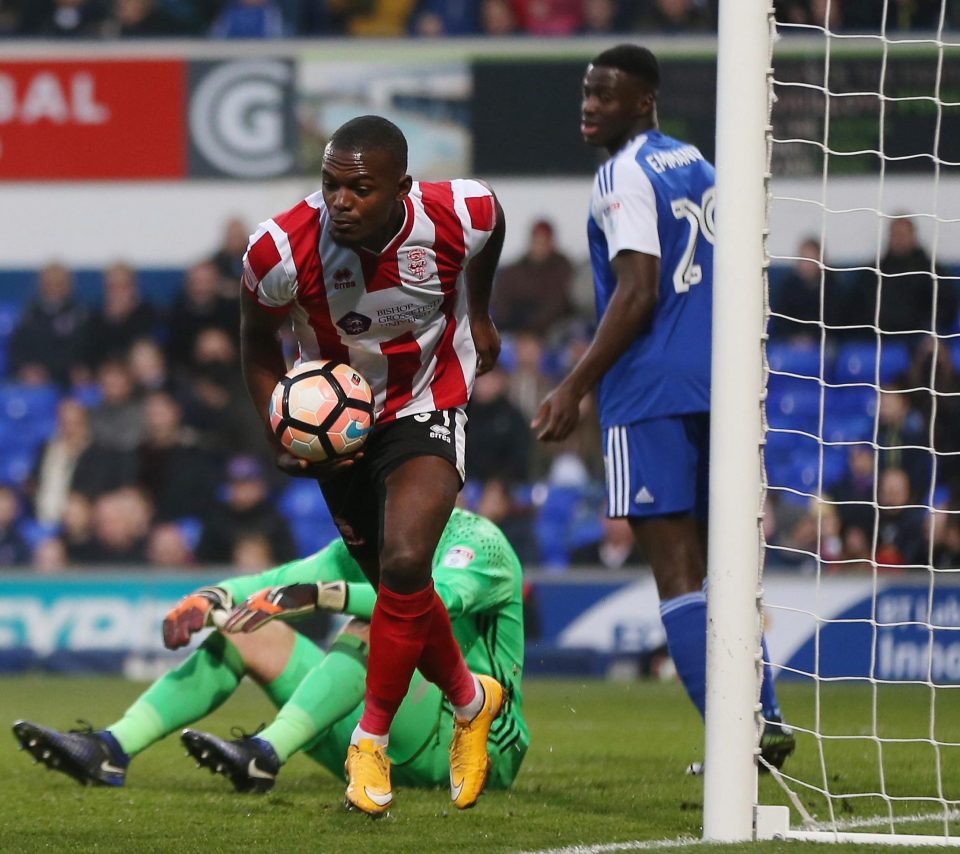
[[448, 675, 504, 809], [344, 738, 392, 816]]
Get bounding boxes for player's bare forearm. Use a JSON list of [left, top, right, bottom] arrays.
[[465, 196, 505, 320], [564, 291, 653, 396], [533, 251, 658, 441], [565, 252, 659, 397], [239, 295, 288, 435], [466, 197, 506, 374]]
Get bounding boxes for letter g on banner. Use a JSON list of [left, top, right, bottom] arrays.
[[188, 60, 297, 179]]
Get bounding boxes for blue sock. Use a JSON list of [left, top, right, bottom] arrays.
[[660, 591, 707, 719], [759, 636, 782, 721]]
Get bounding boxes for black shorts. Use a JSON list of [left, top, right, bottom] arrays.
[[319, 408, 467, 562]]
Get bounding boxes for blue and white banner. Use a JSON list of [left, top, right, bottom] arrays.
[[0, 573, 218, 674], [527, 572, 960, 684], [2, 571, 959, 681]]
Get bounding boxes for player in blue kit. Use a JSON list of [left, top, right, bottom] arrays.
[[533, 44, 794, 771]]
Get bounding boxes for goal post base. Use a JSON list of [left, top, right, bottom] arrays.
[[754, 806, 960, 846], [754, 805, 790, 841]]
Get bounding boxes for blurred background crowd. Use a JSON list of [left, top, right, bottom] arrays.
[[2, 212, 959, 577], [0, 217, 617, 574], [0, 0, 956, 40], [1, 0, 958, 578]]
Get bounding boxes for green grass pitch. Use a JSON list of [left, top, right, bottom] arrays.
[[1, 675, 957, 853]]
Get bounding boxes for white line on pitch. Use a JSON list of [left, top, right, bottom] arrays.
[[803, 808, 960, 833], [517, 810, 960, 854], [517, 836, 701, 854]]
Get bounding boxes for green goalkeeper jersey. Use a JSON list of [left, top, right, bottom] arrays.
[[216, 508, 528, 774]]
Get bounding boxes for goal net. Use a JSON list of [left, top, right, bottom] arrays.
[[706, 0, 960, 845]]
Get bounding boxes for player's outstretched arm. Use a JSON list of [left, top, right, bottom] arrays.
[[466, 194, 506, 376], [533, 250, 659, 442], [222, 581, 349, 633], [162, 586, 233, 649], [214, 538, 376, 608]]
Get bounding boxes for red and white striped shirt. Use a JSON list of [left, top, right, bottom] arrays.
[[242, 179, 497, 424]]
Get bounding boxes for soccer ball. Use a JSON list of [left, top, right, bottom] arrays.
[[269, 360, 375, 463]]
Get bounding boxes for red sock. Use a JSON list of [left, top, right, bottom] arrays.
[[359, 583, 435, 736], [416, 591, 476, 708]]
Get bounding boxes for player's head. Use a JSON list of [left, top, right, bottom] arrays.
[[321, 115, 412, 249], [582, 44, 659, 153]]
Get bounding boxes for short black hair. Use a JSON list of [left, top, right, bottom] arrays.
[[591, 44, 660, 90], [329, 115, 408, 173]]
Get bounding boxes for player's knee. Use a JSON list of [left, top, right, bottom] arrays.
[[379, 544, 432, 591], [224, 621, 294, 683]]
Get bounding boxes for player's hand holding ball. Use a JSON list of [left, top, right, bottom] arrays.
[[269, 360, 374, 480]]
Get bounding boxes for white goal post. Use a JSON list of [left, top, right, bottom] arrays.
[[706, 0, 960, 845], [702, 0, 770, 842]]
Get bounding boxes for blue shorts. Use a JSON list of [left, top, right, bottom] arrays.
[[603, 412, 710, 520]]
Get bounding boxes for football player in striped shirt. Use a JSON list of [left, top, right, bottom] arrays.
[[239, 115, 508, 812], [13, 508, 528, 803], [533, 45, 793, 771]]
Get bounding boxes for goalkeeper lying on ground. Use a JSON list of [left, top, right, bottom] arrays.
[[12, 508, 528, 799]]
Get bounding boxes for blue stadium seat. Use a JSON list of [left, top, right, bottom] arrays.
[[0, 303, 21, 340], [278, 480, 339, 556], [293, 520, 339, 556], [0, 447, 36, 485], [0, 385, 60, 455], [278, 479, 326, 519], [832, 341, 911, 385], [174, 517, 204, 552], [822, 412, 874, 444], [17, 519, 59, 551], [766, 455, 821, 494], [766, 376, 821, 432], [534, 484, 605, 569], [71, 384, 103, 408], [460, 479, 483, 510], [823, 384, 877, 418], [768, 429, 848, 493], [766, 429, 808, 457], [0, 383, 59, 417], [767, 342, 821, 379], [0, 418, 33, 450], [819, 446, 850, 488]]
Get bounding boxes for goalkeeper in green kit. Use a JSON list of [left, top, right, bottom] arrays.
[[12, 508, 528, 800]]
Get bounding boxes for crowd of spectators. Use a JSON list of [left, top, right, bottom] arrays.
[[765, 216, 960, 575], [2, 0, 954, 39], [3, 210, 959, 576], [0, 0, 714, 39], [0, 213, 619, 573]]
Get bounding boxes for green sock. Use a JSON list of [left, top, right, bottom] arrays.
[[107, 633, 245, 757], [260, 634, 367, 764]]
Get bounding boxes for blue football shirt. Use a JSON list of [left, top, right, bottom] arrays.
[[588, 130, 716, 428]]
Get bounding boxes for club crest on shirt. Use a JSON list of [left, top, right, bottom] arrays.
[[336, 311, 372, 335], [442, 546, 475, 569], [406, 247, 428, 280], [332, 268, 356, 290]]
